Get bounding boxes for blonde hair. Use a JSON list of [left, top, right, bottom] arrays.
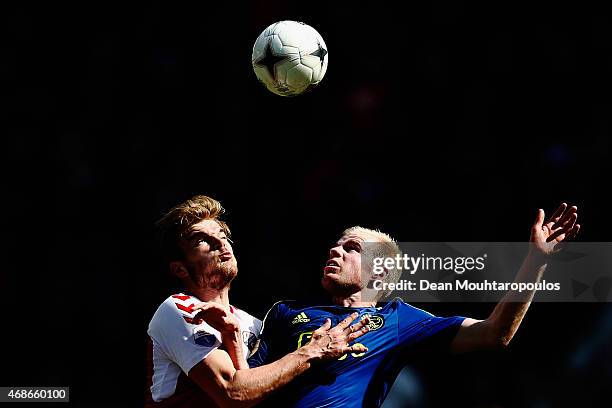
[[343, 226, 402, 301], [156, 195, 230, 262]]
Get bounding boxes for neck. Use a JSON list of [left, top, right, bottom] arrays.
[[331, 291, 376, 308], [184, 283, 231, 307]]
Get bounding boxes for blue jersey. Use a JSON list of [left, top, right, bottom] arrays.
[[248, 299, 465, 408]]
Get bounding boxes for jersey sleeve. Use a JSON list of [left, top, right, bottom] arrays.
[[147, 296, 222, 375], [247, 301, 286, 368], [395, 300, 465, 348]]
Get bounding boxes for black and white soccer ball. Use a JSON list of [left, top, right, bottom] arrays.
[[252, 21, 328, 96]]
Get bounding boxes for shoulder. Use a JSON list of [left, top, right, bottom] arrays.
[[262, 300, 329, 320], [257, 300, 297, 332], [148, 294, 199, 335], [265, 299, 297, 316], [380, 298, 435, 320], [156, 294, 198, 317]]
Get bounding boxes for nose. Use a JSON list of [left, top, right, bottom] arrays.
[[210, 236, 227, 252], [329, 245, 342, 258]]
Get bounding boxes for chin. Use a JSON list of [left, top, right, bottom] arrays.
[[205, 262, 238, 289], [221, 262, 238, 280], [321, 276, 359, 298]]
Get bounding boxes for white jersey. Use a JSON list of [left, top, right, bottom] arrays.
[[146, 294, 262, 404]]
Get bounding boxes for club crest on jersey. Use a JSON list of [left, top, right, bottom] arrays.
[[363, 314, 385, 331], [291, 312, 310, 324], [194, 329, 218, 347]]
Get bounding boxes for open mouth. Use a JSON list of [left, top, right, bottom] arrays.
[[324, 259, 340, 272], [219, 252, 233, 262]]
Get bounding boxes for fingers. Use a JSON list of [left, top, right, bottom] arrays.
[[311, 314, 372, 360], [191, 302, 213, 312], [552, 205, 577, 230], [546, 230, 565, 243], [192, 302, 227, 315], [343, 315, 370, 335], [563, 213, 578, 231], [566, 223, 581, 240], [347, 325, 369, 341], [547, 202, 567, 224], [192, 303, 214, 323], [534, 208, 545, 229], [315, 318, 332, 333], [334, 312, 359, 331], [191, 302, 229, 325], [342, 315, 371, 341], [341, 344, 369, 355], [547, 212, 578, 242], [192, 302, 227, 311]]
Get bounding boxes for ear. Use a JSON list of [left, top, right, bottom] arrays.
[[369, 266, 389, 282], [368, 267, 389, 289], [366, 266, 389, 290], [170, 261, 189, 279]]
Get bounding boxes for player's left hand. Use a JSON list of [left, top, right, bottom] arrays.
[[530, 202, 581, 256], [192, 302, 240, 334]]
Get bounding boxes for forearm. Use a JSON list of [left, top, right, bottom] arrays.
[[455, 204, 580, 352], [224, 349, 313, 407], [222, 330, 249, 370], [487, 250, 547, 345]]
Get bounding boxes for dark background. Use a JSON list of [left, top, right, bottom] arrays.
[[2, 1, 611, 407]]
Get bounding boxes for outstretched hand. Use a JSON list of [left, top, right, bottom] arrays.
[[531, 203, 581, 256]]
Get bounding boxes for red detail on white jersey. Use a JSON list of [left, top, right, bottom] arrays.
[[175, 303, 195, 313], [171, 295, 191, 301]]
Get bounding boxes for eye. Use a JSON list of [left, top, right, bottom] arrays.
[[345, 242, 360, 252], [191, 234, 212, 246]]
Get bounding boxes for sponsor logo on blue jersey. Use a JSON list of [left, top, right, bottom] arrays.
[[291, 312, 310, 324]]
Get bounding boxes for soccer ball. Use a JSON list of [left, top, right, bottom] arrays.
[[252, 21, 328, 96]]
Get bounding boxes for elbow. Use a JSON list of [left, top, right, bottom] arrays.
[[215, 393, 250, 408], [219, 380, 256, 408], [218, 397, 251, 408], [489, 331, 513, 349], [225, 389, 252, 406], [485, 323, 513, 350], [485, 318, 516, 350], [496, 336, 512, 349]]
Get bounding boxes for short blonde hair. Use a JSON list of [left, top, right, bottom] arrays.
[[156, 195, 230, 262], [342, 226, 402, 301]]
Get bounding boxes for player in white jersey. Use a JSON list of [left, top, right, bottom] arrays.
[[145, 195, 370, 408], [147, 294, 262, 404]]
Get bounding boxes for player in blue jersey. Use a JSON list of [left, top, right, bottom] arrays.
[[193, 202, 580, 407], [239, 203, 580, 407]]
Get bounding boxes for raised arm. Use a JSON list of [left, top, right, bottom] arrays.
[[188, 309, 369, 408], [451, 203, 581, 353]]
